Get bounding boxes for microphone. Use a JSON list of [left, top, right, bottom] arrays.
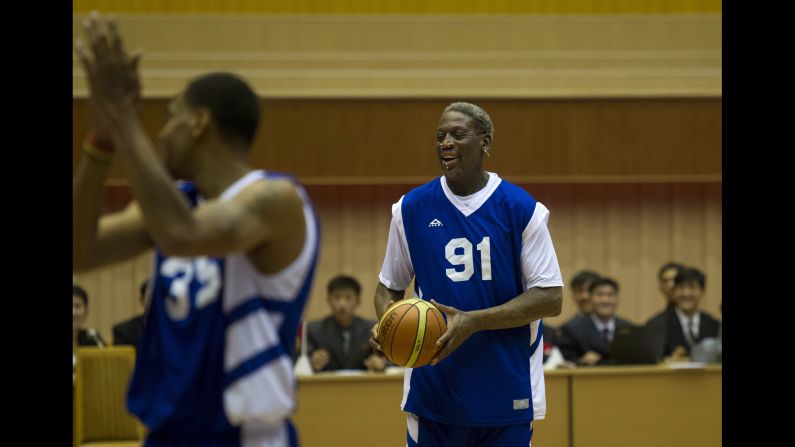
[[87, 328, 105, 347], [294, 321, 313, 376]]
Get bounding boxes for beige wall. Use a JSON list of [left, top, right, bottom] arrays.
[[72, 11, 720, 98]]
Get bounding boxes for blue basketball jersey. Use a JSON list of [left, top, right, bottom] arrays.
[[400, 176, 545, 426], [127, 171, 320, 445]]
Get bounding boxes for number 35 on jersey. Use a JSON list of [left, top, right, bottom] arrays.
[[159, 257, 222, 321]]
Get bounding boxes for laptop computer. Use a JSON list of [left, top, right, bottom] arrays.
[[607, 325, 664, 365]]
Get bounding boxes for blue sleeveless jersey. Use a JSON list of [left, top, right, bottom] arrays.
[[400, 177, 543, 426], [127, 173, 320, 444]]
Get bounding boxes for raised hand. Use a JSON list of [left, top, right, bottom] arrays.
[[75, 11, 142, 118]]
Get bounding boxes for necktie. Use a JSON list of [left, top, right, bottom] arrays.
[[342, 330, 351, 356], [602, 328, 611, 346], [688, 319, 697, 345]]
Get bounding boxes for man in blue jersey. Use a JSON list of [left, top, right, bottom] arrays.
[[370, 102, 564, 446], [74, 13, 319, 446]]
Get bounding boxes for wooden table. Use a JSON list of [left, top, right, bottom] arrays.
[[292, 365, 721, 447], [569, 365, 721, 447]]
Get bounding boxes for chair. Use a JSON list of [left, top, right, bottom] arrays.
[[74, 346, 144, 447]]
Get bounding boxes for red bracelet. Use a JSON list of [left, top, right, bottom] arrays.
[[85, 131, 114, 154]]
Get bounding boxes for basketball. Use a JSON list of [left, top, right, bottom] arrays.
[[377, 297, 447, 368]]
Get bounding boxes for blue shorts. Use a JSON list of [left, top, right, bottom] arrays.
[[144, 419, 299, 447], [406, 413, 533, 447]]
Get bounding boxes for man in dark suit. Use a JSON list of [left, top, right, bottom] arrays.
[[112, 279, 148, 347], [553, 270, 601, 340], [567, 270, 601, 318], [656, 262, 684, 312], [646, 267, 720, 359], [307, 275, 386, 372], [557, 277, 633, 366]]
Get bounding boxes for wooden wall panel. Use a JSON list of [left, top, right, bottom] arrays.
[[703, 183, 722, 314], [73, 98, 721, 184], [72, 12, 721, 97], [73, 182, 721, 341], [638, 184, 674, 317]]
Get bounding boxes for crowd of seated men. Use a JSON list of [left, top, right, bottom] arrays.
[[74, 261, 720, 379], [543, 262, 721, 369]]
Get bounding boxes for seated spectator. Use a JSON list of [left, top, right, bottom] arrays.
[[307, 275, 386, 372], [568, 270, 601, 317], [552, 270, 601, 362], [645, 267, 720, 360], [541, 322, 574, 370], [73, 284, 105, 381], [541, 321, 573, 368], [73, 284, 105, 348], [656, 262, 684, 313], [557, 277, 633, 366], [112, 279, 149, 347]]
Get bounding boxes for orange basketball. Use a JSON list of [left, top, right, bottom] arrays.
[[377, 297, 447, 368]]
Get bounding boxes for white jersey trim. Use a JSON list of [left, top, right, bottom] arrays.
[[400, 367, 413, 410], [224, 355, 295, 426], [521, 203, 565, 290], [529, 320, 547, 420], [220, 170, 268, 202], [225, 309, 281, 371], [406, 412, 419, 443], [218, 170, 319, 309], [241, 421, 289, 447], [379, 195, 414, 292], [440, 171, 502, 217]]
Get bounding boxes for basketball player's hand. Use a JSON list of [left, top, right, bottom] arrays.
[[429, 299, 477, 366], [311, 349, 330, 371], [369, 323, 384, 354], [75, 12, 142, 117]]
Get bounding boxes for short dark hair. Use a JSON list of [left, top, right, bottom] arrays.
[[571, 271, 601, 290], [327, 275, 361, 297], [589, 277, 619, 294], [658, 262, 684, 279], [73, 284, 88, 307], [185, 72, 261, 146], [139, 279, 150, 303], [674, 267, 706, 290]]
